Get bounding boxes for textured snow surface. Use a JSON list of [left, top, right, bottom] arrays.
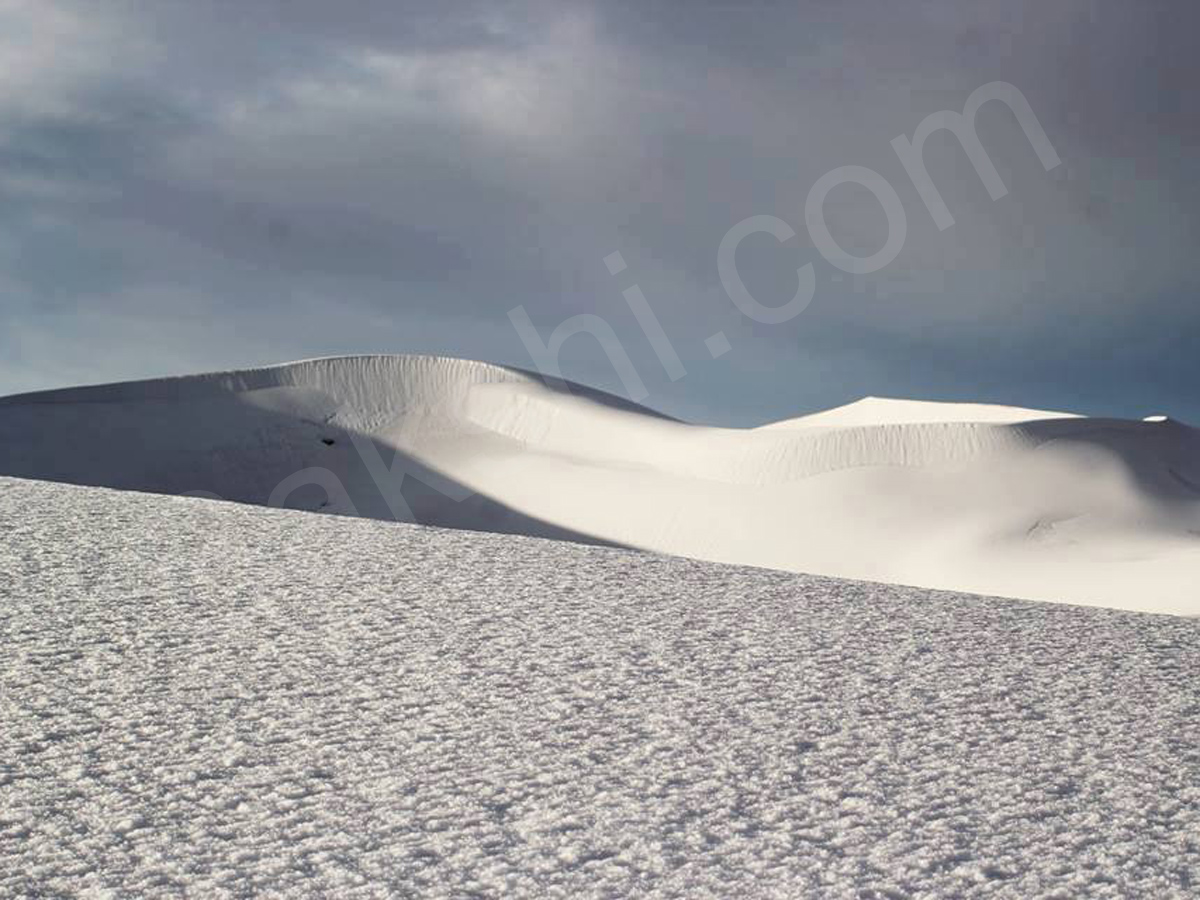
[[1, 476, 1198, 899]]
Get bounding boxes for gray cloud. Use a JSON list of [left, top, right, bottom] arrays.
[[0, 0, 1197, 423]]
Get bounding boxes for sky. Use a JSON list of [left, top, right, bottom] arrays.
[[0, 0, 1196, 425]]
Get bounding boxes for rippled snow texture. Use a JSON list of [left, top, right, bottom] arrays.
[[1, 476, 1198, 898]]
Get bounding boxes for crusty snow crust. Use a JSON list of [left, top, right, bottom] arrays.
[[1, 477, 1197, 898]]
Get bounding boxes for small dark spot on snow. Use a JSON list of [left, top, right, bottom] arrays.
[[1050, 779, 1080, 798], [320, 437, 336, 446]]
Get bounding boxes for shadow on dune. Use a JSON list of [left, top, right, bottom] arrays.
[[1013, 416, 1200, 506], [0, 379, 628, 550]]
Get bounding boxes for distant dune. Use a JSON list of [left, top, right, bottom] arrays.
[[2, 354, 1197, 613]]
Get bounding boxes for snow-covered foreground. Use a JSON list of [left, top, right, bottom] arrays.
[[2, 355, 1198, 614], [2, 477, 1197, 898]]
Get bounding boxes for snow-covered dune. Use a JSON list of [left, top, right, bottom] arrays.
[[1, 354, 1197, 613]]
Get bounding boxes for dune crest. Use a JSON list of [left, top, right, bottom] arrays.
[[2, 354, 1197, 613], [761, 396, 1080, 428]]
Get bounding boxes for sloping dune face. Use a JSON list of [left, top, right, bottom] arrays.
[[1, 354, 1197, 613]]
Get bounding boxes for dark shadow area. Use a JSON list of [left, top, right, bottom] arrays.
[[1013, 416, 1200, 507]]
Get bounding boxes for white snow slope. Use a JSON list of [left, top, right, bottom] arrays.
[[1, 476, 1198, 898], [1, 354, 1198, 614]]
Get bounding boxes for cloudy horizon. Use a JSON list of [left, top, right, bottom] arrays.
[[1, 0, 1196, 425]]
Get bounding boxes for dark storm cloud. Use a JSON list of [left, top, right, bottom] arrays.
[[0, 0, 1197, 422]]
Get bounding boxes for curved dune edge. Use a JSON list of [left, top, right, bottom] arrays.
[[1, 354, 1198, 614]]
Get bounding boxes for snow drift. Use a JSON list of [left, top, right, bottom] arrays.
[[1, 354, 1197, 613]]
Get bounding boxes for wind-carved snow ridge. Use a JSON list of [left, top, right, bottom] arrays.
[[0, 477, 1198, 898], [1, 353, 1198, 613]]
